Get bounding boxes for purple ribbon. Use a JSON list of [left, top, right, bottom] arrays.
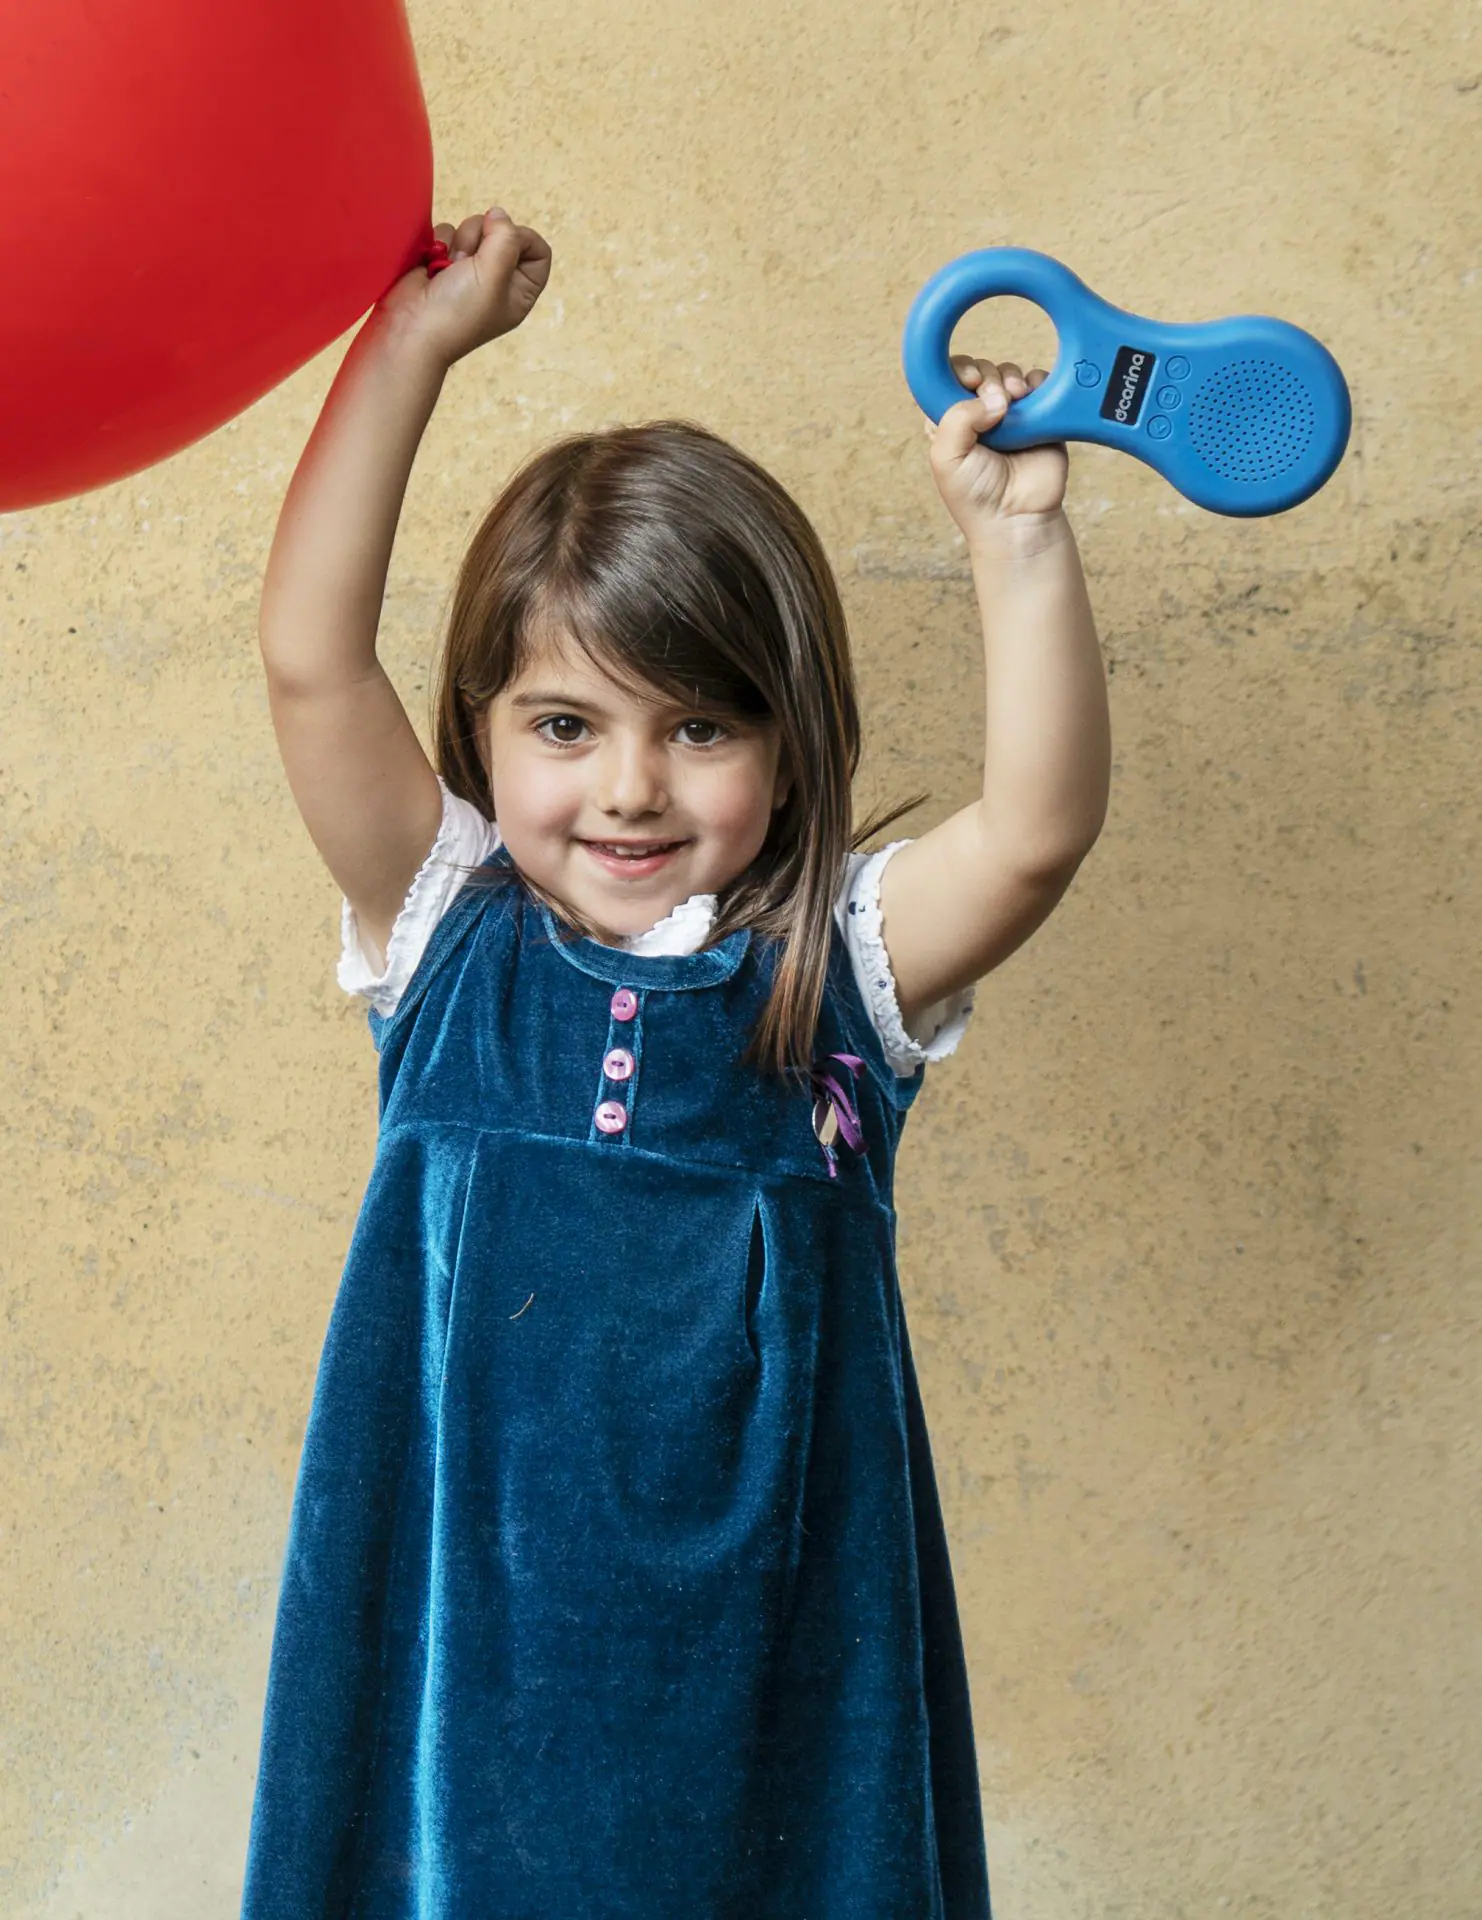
[[808, 1052, 866, 1178]]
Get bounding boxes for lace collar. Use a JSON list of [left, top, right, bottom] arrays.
[[619, 892, 719, 957]]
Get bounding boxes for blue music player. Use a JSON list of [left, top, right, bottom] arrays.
[[902, 249, 1352, 517]]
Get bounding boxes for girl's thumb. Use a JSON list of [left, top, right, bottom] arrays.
[[936, 392, 1001, 454]]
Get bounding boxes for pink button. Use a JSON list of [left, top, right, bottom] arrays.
[[594, 1100, 628, 1134], [603, 1048, 635, 1082], [609, 988, 638, 1022]]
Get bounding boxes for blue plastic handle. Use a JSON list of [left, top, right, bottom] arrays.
[[902, 249, 1351, 517]]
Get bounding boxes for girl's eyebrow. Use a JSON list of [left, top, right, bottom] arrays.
[[509, 686, 700, 718], [507, 689, 610, 711]]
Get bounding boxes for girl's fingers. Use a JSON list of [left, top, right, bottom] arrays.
[[481, 208, 520, 249], [450, 212, 486, 260], [926, 358, 1052, 434], [434, 207, 513, 265], [950, 356, 1054, 395], [950, 354, 1024, 403]]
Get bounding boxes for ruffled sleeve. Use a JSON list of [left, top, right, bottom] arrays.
[[834, 840, 975, 1077], [337, 778, 500, 1017]]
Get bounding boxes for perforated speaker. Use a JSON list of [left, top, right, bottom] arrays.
[[1187, 358, 1316, 483], [901, 250, 1351, 517]]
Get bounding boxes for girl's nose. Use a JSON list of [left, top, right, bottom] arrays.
[[597, 738, 668, 818]]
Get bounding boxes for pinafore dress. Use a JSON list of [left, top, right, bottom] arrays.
[[242, 851, 991, 1919]]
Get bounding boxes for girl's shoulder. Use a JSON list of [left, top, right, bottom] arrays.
[[833, 841, 975, 1079], [337, 779, 974, 1078], [337, 778, 499, 1016]]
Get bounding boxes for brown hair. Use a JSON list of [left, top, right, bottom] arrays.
[[429, 419, 921, 1077]]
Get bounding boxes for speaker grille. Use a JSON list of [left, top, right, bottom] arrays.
[[1187, 358, 1315, 482]]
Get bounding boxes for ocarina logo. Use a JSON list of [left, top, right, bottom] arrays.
[[1099, 344, 1158, 429], [1113, 355, 1147, 420]]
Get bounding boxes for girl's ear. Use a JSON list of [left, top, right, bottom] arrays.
[[771, 744, 793, 812]]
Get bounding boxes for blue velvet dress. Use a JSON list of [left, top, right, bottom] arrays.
[[242, 854, 991, 1918]]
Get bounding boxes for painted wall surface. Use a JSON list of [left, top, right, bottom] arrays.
[[2, 1, 1478, 1914]]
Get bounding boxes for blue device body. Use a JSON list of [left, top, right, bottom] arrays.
[[901, 249, 1351, 517]]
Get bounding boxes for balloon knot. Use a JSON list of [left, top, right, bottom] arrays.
[[423, 238, 451, 277]]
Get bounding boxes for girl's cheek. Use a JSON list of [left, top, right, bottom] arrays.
[[692, 762, 780, 854], [493, 748, 581, 833]]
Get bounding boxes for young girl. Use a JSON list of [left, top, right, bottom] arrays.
[[242, 206, 1108, 1920]]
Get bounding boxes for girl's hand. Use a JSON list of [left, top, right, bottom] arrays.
[[925, 355, 1069, 543], [376, 207, 553, 368]]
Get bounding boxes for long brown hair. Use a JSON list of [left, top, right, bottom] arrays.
[[430, 419, 921, 1077]]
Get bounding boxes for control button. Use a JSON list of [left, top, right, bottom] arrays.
[[1074, 359, 1101, 387], [609, 988, 638, 1022], [603, 1047, 635, 1082], [1166, 355, 1191, 380], [1146, 415, 1173, 440], [594, 1100, 628, 1134], [1156, 385, 1183, 410]]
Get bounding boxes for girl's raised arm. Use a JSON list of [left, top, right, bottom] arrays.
[[257, 208, 551, 968], [877, 356, 1112, 1028]]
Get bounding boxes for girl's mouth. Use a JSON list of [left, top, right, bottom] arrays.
[[579, 838, 689, 879]]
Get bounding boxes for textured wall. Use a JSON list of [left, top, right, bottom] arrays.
[[2, 1, 1478, 1913]]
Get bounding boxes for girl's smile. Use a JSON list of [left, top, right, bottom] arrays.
[[578, 835, 691, 880], [483, 632, 790, 942]]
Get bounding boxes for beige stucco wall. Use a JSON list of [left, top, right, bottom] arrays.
[[3, 0, 1478, 1913]]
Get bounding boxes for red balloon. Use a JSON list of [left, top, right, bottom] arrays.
[[0, 0, 435, 511]]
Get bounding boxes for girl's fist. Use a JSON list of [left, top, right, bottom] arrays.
[[377, 207, 553, 367], [925, 355, 1069, 542]]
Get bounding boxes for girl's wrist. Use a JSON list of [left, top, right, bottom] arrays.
[[967, 510, 1067, 576], [358, 305, 456, 387], [966, 507, 1073, 569]]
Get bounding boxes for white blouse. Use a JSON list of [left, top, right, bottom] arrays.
[[338, 778, 973, 1077]]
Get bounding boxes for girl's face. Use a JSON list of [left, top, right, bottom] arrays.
[[482, 631, 790, 944]]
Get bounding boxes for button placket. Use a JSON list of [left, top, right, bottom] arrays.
[[590, 985, 644, 1144]]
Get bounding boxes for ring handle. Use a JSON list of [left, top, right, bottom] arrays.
[[903, 247, 1122, 452]]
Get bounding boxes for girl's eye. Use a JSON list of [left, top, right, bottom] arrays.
[[536, 714, 589, 746], [533, 713, 728, 748]]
